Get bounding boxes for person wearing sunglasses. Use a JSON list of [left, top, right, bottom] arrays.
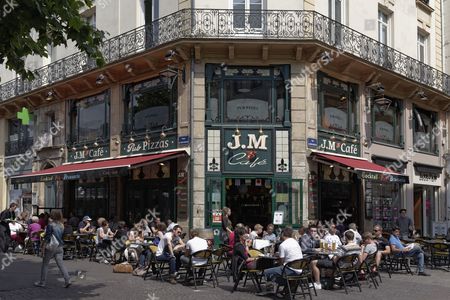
[[372, 225, 390, 267]]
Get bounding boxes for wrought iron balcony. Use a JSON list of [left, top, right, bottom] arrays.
[[5, 138, 34, 156], [0, 9, 449, 101]]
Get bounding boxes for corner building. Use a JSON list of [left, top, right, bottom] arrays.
[[0, 0, 449, 236]]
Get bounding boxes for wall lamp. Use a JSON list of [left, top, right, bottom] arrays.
[[96, 73, 106, 85], [160, 126, 167, 139], [417, 90, 428, 101], [93, 138, 100, 147], [124, 63, 133, 73], [367, 82, 384, 94], [129, 131, 135, 143], [164, 49, 179, 61], [45, 90, 55, 101]]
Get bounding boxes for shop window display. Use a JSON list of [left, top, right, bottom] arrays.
[[366, 181, 401, 231]]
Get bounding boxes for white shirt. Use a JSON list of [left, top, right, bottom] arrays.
[[344, 229, 362, 245], [324, 233, 342, 247], [9, 222, 23, 235], [186, 236, 208, 265], [279, 237, 303, 264], [156, 232, 173, 256], [250, 231, 260, 240]]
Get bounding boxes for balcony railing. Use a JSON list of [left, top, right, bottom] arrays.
[[5, 137, 34, 156], [0, 9, 449, 101]]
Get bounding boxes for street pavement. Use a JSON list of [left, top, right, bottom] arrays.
[[1, 253, 450, 300]]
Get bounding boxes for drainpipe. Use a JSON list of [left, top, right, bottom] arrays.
[[188, 48, 194, 230]]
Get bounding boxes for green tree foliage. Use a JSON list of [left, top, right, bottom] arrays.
[[0, 0, 106, 81]]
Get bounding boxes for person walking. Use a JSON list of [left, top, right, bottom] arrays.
[[396, 209, 414, 239], [34, 210, 72, 288], [0, 202, 18, 253]]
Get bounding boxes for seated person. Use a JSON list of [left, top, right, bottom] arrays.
[[155, 225, 184, 284], [323, 224, 342, 249], [250, 224, 263, 240], [9, 219, 24, 246], [359, 232, 378, 265], [28, 216, 42, 255], [389, 226, 430, 276], [228, 223, 244, 256], [344, 223, 362, 245], [261, 227, 303, 294], [63, 219, 73, 236], [262, 224, 277, 243], [300, 225, 319, 254], [149, 217, 161, 236], [373, 225, 390, 267], [310, 231, 361, 290], [180, 229, 209, 270], [233, 226, 258, 270], [78, 216, 95, 234]]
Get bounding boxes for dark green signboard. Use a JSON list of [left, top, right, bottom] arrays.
[[68, 146, 110, 162], [317, 136, 360, 157], [223, 129, 272, 173], [120, 136, 177, 156]]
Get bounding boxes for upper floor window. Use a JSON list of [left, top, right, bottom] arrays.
[[70, 92, 109, 143], [378, 10, 390, 46], [417, 32, 428, 63], [205, 64, 289, 125], [371, 98, 403, 146], [413, 106, 438, 154], [6, 119, 34, 156], [318, 72, 358, 136], [82, 7, 96, 28], [329, 0, 344, 23], [233, 0, 263, 29], [124, 76, 177, 134]]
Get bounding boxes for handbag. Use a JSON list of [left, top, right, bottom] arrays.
[[45, 234, 59, 252], [113, 262, 133, 273]]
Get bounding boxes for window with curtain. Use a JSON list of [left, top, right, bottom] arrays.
[[372, 98, 403, 145], [413, 106, 438, 154]]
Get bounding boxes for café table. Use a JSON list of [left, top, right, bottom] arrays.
[[422, 240, 450, 271]]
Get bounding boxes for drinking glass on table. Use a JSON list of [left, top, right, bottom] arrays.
[[331, 241, 336, 251]]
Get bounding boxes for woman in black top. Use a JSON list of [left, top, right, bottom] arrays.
[[233, 227, 257, 269]]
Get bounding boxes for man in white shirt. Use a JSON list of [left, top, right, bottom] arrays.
[[260, 227, 303, 294], [344, 223, 362, 245], [181, 229, 208, 266], [156, 225, 184, 284], [324, 224, 342, 249]]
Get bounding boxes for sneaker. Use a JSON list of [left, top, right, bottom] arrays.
[[64, 281, 72, 288], [34, 281, 45, 288], [418, 272, 431, 276], [169, 277, 177, 284], [313, 282, 322, 290]]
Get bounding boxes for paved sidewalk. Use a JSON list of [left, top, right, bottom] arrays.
[[1, 253, 450, 300]]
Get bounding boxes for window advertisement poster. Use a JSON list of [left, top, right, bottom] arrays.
[[273, 211, 284, 225]]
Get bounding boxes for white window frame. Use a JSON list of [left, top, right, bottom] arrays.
[[231, 0, 264, 31], [417, 31, 428, 64], [328, 0, 345, 24], [378, 10, 390, 46]]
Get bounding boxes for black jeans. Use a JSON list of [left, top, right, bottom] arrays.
[[0, 224, 11, 253]]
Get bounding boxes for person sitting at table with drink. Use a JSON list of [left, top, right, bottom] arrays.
[[250, 224, 264, 240], [324, 224, 342, 249], [262, 224, 277, 243], [310, 230, 361, 290], [156, 225, 184, 284], [300, 225, 319, 254], [260, 227, 303, 295], [28, 216, 42, 255], [227, 223, 245, 256], [344, 223, 362, 245], [233, 226, 259, 270], [180, 228, 209, 278], [78, 216, 95, 234], [389, 226, 430, 276]]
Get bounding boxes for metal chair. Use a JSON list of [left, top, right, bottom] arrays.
[[430, 242, 450, 270], [184, 249, 216, 290], [360, 251, 381, 288], [334, 253, 362, 294], [277, 257, 317, 300]]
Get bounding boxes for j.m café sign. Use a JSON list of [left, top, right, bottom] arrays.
[[317, 136, 360, 157], [223, 129, 272, 173]]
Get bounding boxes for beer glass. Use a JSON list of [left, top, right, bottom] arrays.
[[331, 241, 336, 251]]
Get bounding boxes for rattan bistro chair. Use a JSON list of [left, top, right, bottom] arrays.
[[430, 242, 450, 269], [335, 253, 362, 294], [277, 257, 317, 300], [360, 251, 381, 288], [185, 249, 216, 290]]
